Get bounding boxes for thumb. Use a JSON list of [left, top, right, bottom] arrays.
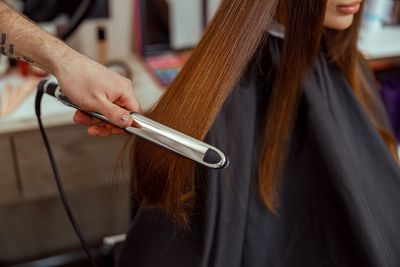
[[101, 100, 133, 128]]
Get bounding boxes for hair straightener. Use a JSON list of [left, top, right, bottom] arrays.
[[37, 79, 229, 169]]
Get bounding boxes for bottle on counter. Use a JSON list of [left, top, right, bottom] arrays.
[[363, 0, 395, 32]]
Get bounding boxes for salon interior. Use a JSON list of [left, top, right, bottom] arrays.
[[0, 0, 399, 266]]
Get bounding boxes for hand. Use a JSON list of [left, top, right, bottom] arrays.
[[54, 52, 142, 137]]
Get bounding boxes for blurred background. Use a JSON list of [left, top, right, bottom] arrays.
[[0, 0, 399, 266]]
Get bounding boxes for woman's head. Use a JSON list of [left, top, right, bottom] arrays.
[[325, 0, 363, 30], [129, 0, 392, 225]]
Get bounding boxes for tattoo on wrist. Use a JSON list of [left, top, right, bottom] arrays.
[[0, 33, 6, 46], [0, 32, 34, 64], [0, 32, 10, 57], [22, 56, 34, 64], [9, 44, 14, 55]]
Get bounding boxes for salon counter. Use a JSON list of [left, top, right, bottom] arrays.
[[359, 25, 400, 71], [359, 25, 400, 61]]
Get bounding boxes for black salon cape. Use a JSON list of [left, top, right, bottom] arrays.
[[117, 37, 400, 267]]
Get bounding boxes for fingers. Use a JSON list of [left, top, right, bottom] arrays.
[[101, 99, 134, 128], [87, 124, 127, 137], [113, 84, 143, 128], [73, 111, 102, 126], [68, 75, 143, 134], [87, 125, 111, 137], [74, 111, 128, 137], [110, 127, 127, 135], [117, 88, 143, 114]]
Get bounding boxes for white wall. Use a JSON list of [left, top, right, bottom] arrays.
[[167, 0, 203, 50], [207, 0, 222, 21], [67, 0, 133, 62]]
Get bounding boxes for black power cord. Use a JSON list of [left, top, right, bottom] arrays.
[[30, 1, 98, 265], [35, 88, 98, 267], [59, 0, 97, 40]]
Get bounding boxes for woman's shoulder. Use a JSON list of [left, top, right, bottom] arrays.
[[223, 36, 282, 110]]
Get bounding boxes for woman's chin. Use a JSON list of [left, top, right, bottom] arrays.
[[324, 16, 354, 30]]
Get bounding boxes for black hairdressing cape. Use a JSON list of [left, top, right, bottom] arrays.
[[117, 34, 400, 267]]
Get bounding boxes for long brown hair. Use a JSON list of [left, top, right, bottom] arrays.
[[129, 0, 396, 224]]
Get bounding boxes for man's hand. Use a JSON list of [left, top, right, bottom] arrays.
[[0, 2, 142, 137], [55, 51, 142, 137]]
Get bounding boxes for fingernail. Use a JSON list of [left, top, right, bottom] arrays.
[[121, 115, 130, 122]]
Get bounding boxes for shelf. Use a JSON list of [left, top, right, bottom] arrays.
[[359, 26, 400, 61]]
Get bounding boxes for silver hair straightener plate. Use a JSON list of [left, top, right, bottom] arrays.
[[38, 79, 229, 169]]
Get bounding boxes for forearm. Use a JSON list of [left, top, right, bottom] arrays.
[[0, 2, 77, 75]]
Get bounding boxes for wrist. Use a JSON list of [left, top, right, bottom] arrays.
[[39, 36, 80, 77], [47, 43, 76, 77]]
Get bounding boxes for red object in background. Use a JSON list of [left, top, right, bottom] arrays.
[[19, 62, 29, 76], [17, 61, 48, 77]]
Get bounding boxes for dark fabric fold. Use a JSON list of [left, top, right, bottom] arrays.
[[117, 37, 400, 267]]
